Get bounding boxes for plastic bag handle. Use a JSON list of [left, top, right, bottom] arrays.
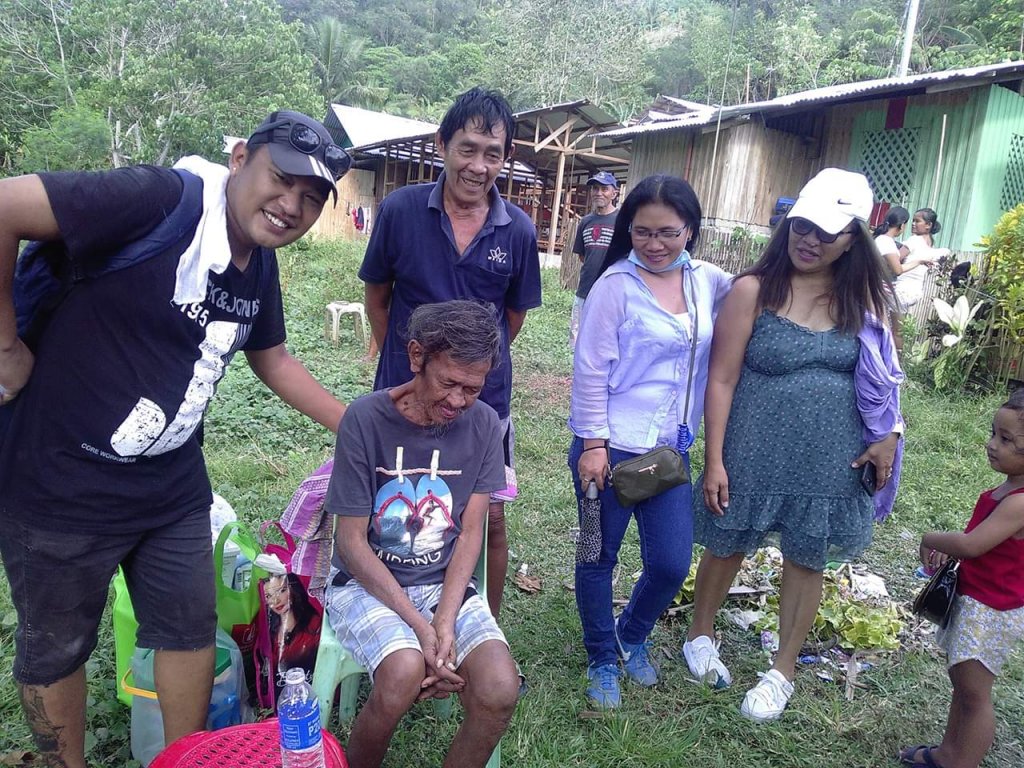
[[120, 667, 158, 700], [258, 519, 296, 553], [213, 520, 241, 578]]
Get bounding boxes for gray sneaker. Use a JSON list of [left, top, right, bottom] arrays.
[[682, 635, 732, 689]]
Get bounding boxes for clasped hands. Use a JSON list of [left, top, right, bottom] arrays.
[[413, 619, 464, 701]]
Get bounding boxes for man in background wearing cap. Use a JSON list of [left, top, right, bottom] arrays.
[[0, 110, 350, 767], [360, 87, 541, 625], [569, 171, 619, 346]]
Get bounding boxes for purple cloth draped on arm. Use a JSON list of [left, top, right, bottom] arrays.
[[855, 316, 905, 522]]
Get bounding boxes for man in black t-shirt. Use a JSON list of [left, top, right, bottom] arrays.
[[570, 171, 619, 346], [0, 111, 351, 768]]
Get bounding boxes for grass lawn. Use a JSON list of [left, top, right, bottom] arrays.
[[1, 238, 1022, 766]]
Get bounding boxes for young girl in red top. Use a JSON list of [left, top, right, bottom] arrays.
[[900, 389, 1024, 768]]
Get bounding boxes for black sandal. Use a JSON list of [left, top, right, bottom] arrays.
[[898, 745, 943, 767]]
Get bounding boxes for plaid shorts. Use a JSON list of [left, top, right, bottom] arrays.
[[325, 574, 507, 679]]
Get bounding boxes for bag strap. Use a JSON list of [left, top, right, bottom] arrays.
[[259, 520, 296, 553], [213, 521, 241, 581], [679, 266, 699, 442]]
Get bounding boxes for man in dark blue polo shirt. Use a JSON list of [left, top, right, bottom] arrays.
[[360, 87, 541, 622]]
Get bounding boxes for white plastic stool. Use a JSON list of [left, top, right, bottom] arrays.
[[324, 301, 367, 349]]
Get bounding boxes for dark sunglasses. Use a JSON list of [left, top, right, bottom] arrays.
[[790, 217, 856, 243], [252, 119, 352, 180]]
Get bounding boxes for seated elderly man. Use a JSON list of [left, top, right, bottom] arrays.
[[324, 300, 519, 768]]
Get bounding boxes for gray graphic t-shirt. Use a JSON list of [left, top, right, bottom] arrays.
[[326, 389, 505, 587]]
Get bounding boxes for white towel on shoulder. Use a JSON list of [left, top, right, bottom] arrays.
[[170, 155, 232, 305]]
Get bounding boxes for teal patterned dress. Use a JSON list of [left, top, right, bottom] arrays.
[[693, 310, 874, 571]]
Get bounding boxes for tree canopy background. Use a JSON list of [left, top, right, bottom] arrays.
[[1, 0, 1022, 172]]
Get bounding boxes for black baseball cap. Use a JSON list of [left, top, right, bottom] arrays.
[[246, 110, 352, 203]]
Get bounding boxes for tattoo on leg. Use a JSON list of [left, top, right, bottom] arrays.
[[19, 685, 70, 767]]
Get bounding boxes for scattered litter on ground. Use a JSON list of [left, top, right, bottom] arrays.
[[724, 608, 764, 630], [514, 563, 543, 593], [849, 571, 889, 599], [670, 547, 907, 666]]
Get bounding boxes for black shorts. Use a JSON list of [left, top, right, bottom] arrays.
[[0, 505, 217, 686]]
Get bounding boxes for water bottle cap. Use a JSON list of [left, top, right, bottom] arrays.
[[284, 667, 306, 684]]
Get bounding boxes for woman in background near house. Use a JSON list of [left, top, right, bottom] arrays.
[[893, 207, 949, 311], [872, 206, 910, 275], [682, 168, 903, 722], [873, 207, 914, 352], [569, 174, 732, 710]]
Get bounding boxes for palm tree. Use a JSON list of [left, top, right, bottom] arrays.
[[309, 17, 368, 105]]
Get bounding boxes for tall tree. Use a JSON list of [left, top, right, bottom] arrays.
[[310, 16, 370, 105], [0, 0, 322, 171], [486, 0, 652, 112]]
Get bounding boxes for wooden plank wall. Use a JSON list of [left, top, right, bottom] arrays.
[[627, 85, 1007, 250], [309, 168, 377, 240], [629, 123, 816, 231]]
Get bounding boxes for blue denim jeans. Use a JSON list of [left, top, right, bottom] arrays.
[[569, 437, 694, 668]]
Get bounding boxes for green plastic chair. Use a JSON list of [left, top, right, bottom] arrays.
[[311, 525, 500, 768]]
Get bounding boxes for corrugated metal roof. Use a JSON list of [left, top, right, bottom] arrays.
[[328, 104, 437, 148], [600, 60, 1024, 139], [347, 98, 629, 177]]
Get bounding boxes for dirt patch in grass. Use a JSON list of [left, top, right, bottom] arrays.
[[515, 372, 571, 410]]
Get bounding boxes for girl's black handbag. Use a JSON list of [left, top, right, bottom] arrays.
[[912, 558, 960, 627]]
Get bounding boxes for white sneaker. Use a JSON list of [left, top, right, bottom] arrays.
[[740, 669, 794, 722], [681, 635, 731, 689]]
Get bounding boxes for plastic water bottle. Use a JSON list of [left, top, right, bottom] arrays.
[[278, 668, 325, 768], [232, 554, 252, 591]]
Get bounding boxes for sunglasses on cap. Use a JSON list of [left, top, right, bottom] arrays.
[[790, 217, 856, 244], [250, 118, 353, 180]]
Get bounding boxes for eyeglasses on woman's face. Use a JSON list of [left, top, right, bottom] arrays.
[[790, 217, 855, 244], [629, 225, 687, 242]]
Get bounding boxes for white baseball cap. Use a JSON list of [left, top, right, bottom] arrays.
[[786, 168, 874, 235]]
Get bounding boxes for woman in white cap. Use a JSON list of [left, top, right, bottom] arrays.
[[681, 168, 903, 721]]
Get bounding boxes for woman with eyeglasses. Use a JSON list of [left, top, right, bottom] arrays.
[[568, 174, 732, 709], [681, 169, 903, 722]]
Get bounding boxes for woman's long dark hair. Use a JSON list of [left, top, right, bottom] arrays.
[[270, 573, 317, 634], [740, 217, 895, 335], [597, 174, 702, 277], [872, 206, 909, 237]]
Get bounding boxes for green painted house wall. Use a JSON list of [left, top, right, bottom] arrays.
[[964, 84, 1024, 247], [848, 84, 1024, 251]]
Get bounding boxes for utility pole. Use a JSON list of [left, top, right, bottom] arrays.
[[898, 0, 922, 77]]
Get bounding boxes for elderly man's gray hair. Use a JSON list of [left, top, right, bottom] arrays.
[[406, 300, 502, 369]]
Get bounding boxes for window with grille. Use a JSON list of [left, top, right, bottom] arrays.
[[1000, 134, 1024, 211], [858, 128, 921, 204]]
